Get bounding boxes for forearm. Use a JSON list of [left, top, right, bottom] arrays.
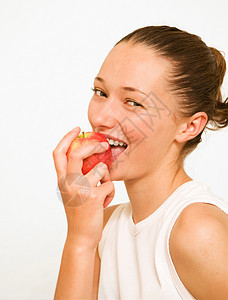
[[54, 239, 96, 300]]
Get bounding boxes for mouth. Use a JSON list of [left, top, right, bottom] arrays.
[[101, 133, 128, 160], [102, 134, 128, 146]]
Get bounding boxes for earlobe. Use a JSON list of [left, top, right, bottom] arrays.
[[174, 112, 208, 144]]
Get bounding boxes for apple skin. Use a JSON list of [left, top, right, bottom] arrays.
[[66, 131, 113, 175]]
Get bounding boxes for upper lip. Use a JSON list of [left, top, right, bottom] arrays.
[[99, 133, 128, 146]]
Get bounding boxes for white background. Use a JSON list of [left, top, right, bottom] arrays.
[[0, 0, 227, 299]]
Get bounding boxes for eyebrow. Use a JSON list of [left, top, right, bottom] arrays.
[[94, 76, 150, 99]]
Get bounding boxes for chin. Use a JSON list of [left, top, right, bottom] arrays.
[[108, 161, 130, 182]]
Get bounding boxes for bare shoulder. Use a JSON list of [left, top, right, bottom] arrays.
[[103, 204, 121, 228], [169, 202, 228, 300]]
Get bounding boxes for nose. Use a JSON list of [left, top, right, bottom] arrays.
[[89, 97, 120, 130]]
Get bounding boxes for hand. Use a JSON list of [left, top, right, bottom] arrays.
[[53, 127, 115, 248]]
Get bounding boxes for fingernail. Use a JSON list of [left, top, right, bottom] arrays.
[[101, 142, 109, 149], [72, 126, 80, 132]]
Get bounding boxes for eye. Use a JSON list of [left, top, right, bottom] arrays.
[[126, 99, 143, 107], [91, 87, 107, 97], [91, 87, 143, 108]]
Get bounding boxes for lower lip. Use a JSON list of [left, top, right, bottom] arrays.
[[110, 146, 128, 162]]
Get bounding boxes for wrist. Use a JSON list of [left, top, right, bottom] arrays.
[[65, 236, 98, 253]]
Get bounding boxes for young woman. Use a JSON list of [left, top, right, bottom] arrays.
[[53, 26, 228, 299]]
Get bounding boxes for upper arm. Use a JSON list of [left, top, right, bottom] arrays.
[[92, 204, 120, 299], [169, 203, 228, 300]]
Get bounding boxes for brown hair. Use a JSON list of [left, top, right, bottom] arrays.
[[115, 26, 228, 163]]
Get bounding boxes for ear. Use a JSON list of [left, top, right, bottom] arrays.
[[175, 112, 208, 143]]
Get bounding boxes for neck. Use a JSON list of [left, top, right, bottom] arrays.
[[124, 161, 192, 224]]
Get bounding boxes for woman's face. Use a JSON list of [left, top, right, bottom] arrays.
[[88, 42, 179, 181]]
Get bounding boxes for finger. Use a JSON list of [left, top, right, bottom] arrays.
[[103, 195, 114, 209], [67, 141, 109, 175], [53, 127, 81, 179], [95, 180, 115, 207], [86, 162, 111, 187]]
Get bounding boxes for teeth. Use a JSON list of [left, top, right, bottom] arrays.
[[107, 138, 127, 147]]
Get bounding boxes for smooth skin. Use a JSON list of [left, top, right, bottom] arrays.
[[53, 41, 228, 299], [88, 42, 206, 222], [53, 127, 115, 299], [170, 202, 228, 299], [88, 42, 228, 299]]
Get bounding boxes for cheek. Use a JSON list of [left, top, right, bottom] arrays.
[[147, 117, 176, 151], [132, 116, 176, 155]]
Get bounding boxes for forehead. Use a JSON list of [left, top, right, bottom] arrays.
[[97, 42, 171, 92]]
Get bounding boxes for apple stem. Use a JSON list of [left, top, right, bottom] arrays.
[[82, 131, 84, 138]]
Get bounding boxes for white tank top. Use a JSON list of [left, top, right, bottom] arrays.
[[98, 180, 228, 300]]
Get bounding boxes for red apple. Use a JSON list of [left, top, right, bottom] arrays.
[[66, 131, 113, 175]]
